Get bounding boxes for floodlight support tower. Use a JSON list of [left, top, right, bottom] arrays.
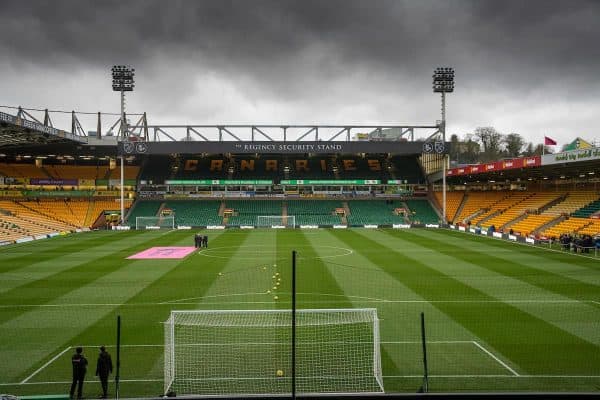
[[433, 67, 454, 224], [112, 65, 135, 226], [120, 91, 125, 226]]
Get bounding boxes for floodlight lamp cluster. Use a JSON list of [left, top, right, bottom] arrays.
[[433, 67, 454, 93], [112, 65, 135, 92]]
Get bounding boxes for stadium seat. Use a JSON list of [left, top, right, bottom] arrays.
[[347, 200, 409, 226]]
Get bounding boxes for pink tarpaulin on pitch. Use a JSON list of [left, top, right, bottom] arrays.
[[127, 246, 196, 259]]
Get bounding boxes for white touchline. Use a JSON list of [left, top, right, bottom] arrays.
[[472, 341, 519, 377], [20, 346, 72, 384], [447, 228, 600, 261]]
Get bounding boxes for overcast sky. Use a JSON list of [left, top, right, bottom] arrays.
[[0, 0, 599, 146]]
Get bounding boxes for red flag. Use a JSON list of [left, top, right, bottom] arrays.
[[544, 136, 557, 146]]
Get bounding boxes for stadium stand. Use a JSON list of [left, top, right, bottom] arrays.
[[543, 191, 598, 216], [127, 200, 163, 226], [472, 192, 531, 226], [508, 214, 556, 236], [87, 199, 133, 226], [19, 199, 87, 227], [433, 191, 464, 222], [404, 200, 439, 224], [483, 192, 563, 230], [541, 217, 593, 238], [347, 200, 406, 226], [288, 200, 343, 226], [574, 219, 600, 236], [452, 191, 507, 224], [0, 200, 74, 234], [226, 200, 282, 226], [0, 163, 49, 179], [571, 198, 600, 218], [0, 162, 139, 181], [390, 156, 425, 183], [140, 155, 173, 183], [164, 200, 222, 226]]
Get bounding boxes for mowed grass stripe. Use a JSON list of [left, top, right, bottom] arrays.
[[0, 231, 124, 272], [375, 229, 600, 348], [335, 229, 600, 375], [275, 229, 400, 393], [280, 229, 354, 308], [0, 230, 162, 297], [439, 229, 600, 272], [33, 230, 237, 395], [302, 230, 511, 389], [298, 230, 410, 386], [0, 230, 177, 314], [303, 230, 482, 342], [410, 228, 600, 291], [0, 231, 195, 382], [196, 229, 273, 307]]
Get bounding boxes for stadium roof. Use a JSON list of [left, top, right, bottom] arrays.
[[0, 111, 87, 149]]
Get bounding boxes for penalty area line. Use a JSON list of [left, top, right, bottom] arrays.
[[472, 341, 519, 377], [20, 346, 72, 384]]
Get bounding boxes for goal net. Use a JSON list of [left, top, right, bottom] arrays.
[[256, 215, 296, 228], [135, 216, 175, 230], [164, 308, 383, 396]]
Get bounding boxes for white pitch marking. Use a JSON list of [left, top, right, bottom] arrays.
[[472, 341, 519, 377], [1, 298, 596, 308], [5, 375, 600, 386], [20, 346, 72, 384], [445, 228, 600, 261], [196, 245, 353, 260]]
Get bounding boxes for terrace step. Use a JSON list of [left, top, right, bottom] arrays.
[[534, 215, 566, 235], [477, 209, 501, 226], [452, 193, 468, 223], [500, 212, 528, 231]]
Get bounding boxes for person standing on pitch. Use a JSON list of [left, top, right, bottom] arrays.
[[194, 233, 199, 248], [95, 346, 113, 399], [203, 235, 208, 248], [70, 347, 88, 399]]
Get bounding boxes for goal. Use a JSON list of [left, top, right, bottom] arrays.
[[256, 215, 296, 228], [135, 216, 175, 230], [164, 308, 383, 396]]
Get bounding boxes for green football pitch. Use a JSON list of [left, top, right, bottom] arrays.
[[0, 228, 599, 397]]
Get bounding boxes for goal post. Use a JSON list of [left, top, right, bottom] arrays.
[[164, 308, 383, 396], [135, 216, 175, 230], [256, 215, 296, 228]]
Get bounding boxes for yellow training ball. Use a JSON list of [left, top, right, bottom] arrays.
[[272, 286, 277, 290], [275, 272, 280, 276], [272, 275, 276, 279], [276, 369, 284, 377], [218, 272, 223, 276], [267, 290, 271, 294], [262, 266, 267, 270], [274, 296, 279, 300]]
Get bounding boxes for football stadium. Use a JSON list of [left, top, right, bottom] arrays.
[[1, 2, 600, 400]]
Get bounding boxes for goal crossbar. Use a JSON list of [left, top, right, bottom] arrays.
[[164, 308, 383, 396]]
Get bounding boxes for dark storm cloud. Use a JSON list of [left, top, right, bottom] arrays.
[[3, 1, 599, 74], [0, 0, 599, 142]]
